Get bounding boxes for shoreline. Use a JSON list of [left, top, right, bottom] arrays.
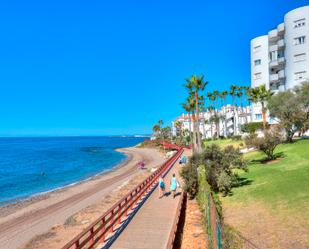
[[0, 146, 164, 249], [0, 148, 132, 218]]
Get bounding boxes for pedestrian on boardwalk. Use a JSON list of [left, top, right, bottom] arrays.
[[158, 175, 165, 198], [170, 173, 180, 198]]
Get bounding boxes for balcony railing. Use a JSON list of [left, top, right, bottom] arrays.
[[269, 60, 279, 67], [270, 74, 279, 82], [277, 23, 285, 34], [269, 44, 278, 52], [278, 70, 285, 79], [278, 57, 285, 64], [277, 39, 285, 48], [268, 29, 278, 40]]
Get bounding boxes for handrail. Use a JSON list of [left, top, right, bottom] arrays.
[[166, 192, 187, 249], [61, 147, 183, 249]]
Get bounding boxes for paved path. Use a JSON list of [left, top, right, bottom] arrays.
[[109, 150, 188, 249]]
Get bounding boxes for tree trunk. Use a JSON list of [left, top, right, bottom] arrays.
[[232, 97, 237, 136], [188, 113, 193, 147], [216, 121, 220, 139], [191, 112, 197, 153], [196, 118, 202, 152], [195, 92, 202, 153], [210, 122, 213, 139], [286, 131, 294, 143], [222, 102, 226, 137], [202, 118, 206, 140], [261, 102, 267, 130]]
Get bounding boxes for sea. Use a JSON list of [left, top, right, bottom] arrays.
[[0, 136, 147, 206]]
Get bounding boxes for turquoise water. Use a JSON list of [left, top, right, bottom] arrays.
[[0, 136, 147, 205]]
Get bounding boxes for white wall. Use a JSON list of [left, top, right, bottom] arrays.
[[284, 6, 309, 89], [251, 35, 270, 89]]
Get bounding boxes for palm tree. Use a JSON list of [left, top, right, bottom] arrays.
[[185, 75, 208, 153], [230, 85, 237, 107], [213, 90, 220, 138], [152, 124, 160, 133], [249, 85, 273, 130], [209, 113, 222, 139], [244, 86, 251, 105], [158, 120, 163, 127], [207, 92, 216, 139], [182, 98, 195, 152], [219, 91, 227, 108], [237, 86, 244, 109], [174, 120, 183, 144], [220, 91, 228, 137], [230, 85, 238, 135], [198, 95, 207, 140], [207, 106, 214, 139], [213, 90, 220, 109], [152, 120, 162, 140], [243, 86, 251, 124]]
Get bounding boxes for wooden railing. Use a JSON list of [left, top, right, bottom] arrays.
[[61, 148, 183, 249]]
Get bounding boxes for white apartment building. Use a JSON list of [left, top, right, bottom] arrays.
[[172, 105, 251, 139], [250, 6, 309, 122]]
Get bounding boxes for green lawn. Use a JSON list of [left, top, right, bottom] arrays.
[[220, 139, 309, 247], [226, 139, 309, 215], [203, 138, 243, 149]]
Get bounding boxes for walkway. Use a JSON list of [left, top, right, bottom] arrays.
[[108, 150, 188, 249]]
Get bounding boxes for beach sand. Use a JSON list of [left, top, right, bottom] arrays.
[[0, 147, 164, 249]]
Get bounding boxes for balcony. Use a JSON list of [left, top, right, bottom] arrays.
[[270, 73, 279, 82], [278, 57, 285, 64], [226, 112, 234, 120], [277, 23, 285, 34], [270, 86, 279, 92], [269, 60, 279, 67], [268, 29, 278, 41], [277, 39, 285, 48], [226, 120, 234, 128], [278, 70, 285, 79], [278, 83, 286, 92], [269, 44, 278, 52]]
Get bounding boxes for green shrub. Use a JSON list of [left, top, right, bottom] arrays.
[[187, 145, 247, 196], [245, 128, 283, 160], [180, 163, 199, 199], [203, 145, 247, 195], [231, 135, 242, 141], [241, 122, 264, 134]]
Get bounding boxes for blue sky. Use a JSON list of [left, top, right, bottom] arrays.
[[0, 0, 309, 136]]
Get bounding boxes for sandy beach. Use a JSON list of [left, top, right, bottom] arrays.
[[0, 147, 164, 249]]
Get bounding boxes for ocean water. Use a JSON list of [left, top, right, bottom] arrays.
[[0, 136, 147, 205]]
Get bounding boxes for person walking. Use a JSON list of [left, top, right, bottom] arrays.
[[158, 175, 165, 198], [170, 173, 180, 198]]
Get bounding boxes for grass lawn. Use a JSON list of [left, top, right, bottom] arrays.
[[203, 138, 243, 148], [221, 139, 309, 248]]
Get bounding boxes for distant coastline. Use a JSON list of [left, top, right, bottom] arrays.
[[0, 146, 133, 218], [0, 152, 130, 209], [0, 136, 147, 206]]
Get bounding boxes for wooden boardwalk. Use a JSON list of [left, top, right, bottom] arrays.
[[108, 151, 187, 249]]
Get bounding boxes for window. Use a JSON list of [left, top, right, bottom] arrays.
[[255, 114, 262, 120], [294, 18, 306, 28], [294, 53, 306, 62], [294, 36, 306, 45], [269, 51, 277, 61], [254, 59, 261, 65], [254, 72, 262, 80], [294, 71, 306, 81], [277, 50, 284, 59], [253, 45, 261, 52]]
